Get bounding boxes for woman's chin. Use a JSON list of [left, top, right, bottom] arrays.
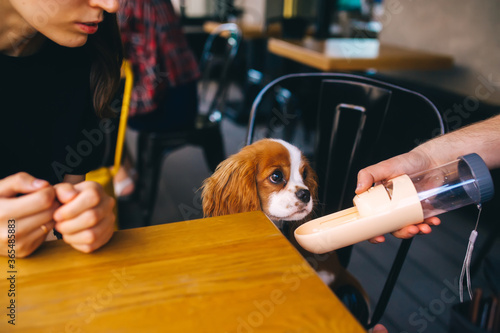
[[48, 34, 88, 48]]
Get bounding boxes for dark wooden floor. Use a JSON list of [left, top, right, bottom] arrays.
[[118, 112, 500, 333], [349, 207, 499, 333]]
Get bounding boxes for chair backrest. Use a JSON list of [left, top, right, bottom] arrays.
[[247, 73, 445, 209], [198, 23, 242, 122], [246, 72, 445, 328]]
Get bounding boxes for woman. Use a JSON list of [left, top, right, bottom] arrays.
[[0, 0, 123, 257]]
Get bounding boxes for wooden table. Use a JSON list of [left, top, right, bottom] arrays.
[[268, 37, 454, 72], [1, 211, 365, 332], [203, 21, 282, 39]]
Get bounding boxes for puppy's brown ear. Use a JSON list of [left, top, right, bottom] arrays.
[[201, 151, 261, 217]]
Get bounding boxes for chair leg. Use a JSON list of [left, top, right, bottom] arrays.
[[136, 133, 159, 226], [135, 134, 144, 174], [138, 134, 163, 226], [200, 126, 226, 172], [337, 246, 353, 268], [366, 238, 413, 329], [134, 133, 149, 225]]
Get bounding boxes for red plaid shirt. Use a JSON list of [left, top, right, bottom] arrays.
[[118, 0, 200, 116]]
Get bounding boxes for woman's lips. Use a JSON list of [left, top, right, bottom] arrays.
[[76, 22, 99, 34]]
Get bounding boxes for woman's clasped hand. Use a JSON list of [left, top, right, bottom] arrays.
[[0, 172, 115, 258]]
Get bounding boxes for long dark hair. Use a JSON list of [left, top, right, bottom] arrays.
[[87, 12, 124, 118]]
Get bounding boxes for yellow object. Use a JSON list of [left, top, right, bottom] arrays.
[[283, 0, 298, 18], [85, 60, 134, 228]]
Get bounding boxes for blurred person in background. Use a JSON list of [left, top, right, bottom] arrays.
[[113, 0, 200, 197]]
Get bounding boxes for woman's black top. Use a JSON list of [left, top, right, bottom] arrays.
[[0, 40, 106, 184]]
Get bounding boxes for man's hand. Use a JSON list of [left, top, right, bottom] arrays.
[[356, 150, 441, 244]]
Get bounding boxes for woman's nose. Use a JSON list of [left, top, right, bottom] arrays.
[[89, 0, 120, 13]]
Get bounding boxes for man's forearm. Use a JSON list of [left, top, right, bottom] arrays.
[[415, 114, 500, 169]]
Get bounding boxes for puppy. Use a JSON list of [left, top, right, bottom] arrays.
[[201, 138, 317, 227], [201, 138, 368, 309]]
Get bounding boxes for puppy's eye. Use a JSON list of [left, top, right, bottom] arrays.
[[302, 169, 308, 179], [269, 170, 284, 184]]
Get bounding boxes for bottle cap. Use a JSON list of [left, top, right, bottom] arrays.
[[458, 153, 494, 203]]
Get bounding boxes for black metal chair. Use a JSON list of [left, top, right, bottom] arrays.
[[246, 72, 446, 329], [135, 23, 242, 226]]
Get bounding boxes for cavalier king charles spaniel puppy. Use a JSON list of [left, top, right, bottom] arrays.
[[201, 138, 318, 227], [201, 139, 368, 310]]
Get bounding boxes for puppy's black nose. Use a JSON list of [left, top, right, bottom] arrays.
[[296, 189, 311, 203]]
